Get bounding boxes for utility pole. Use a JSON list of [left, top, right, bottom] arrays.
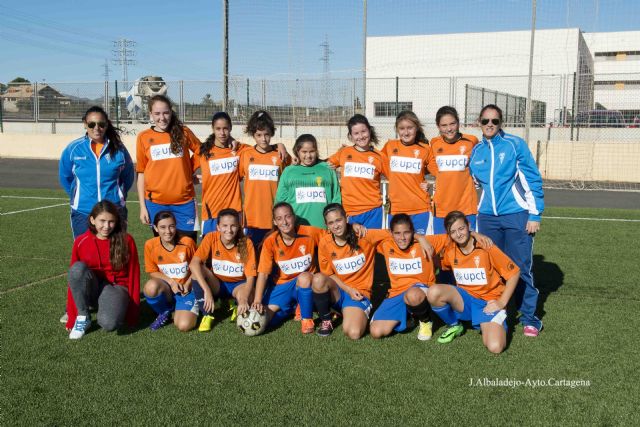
[[320, 34, 333, 109], [524, 0, 537, 143], [112, 39, 136, 84], [222, 0, 229, 112], [102, 59, 111, 81]]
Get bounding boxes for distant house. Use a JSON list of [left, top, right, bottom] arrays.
[[1, 84, 70, 112]]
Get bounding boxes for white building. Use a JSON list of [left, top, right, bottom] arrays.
[[365, 28, 640, 127]]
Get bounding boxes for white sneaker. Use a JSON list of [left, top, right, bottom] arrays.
[[59, 312, 68, 323], [69, 315, 91, 340]]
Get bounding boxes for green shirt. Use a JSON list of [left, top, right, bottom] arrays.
[[275, 161, 341, 228]]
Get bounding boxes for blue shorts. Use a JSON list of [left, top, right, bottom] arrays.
[[201, 218, 217, 236], [455, 287, 507, 331], [71, 206, 128, 239], [216, 280, 245, 300], [333, 288, 372, 318], [146, 199, 198, 232], [349, 206, 384, 229], [262, 278, 299, 316], [388, 211, 432, 235], [433, 214, 477, 234], [174, 291, 199, 315], [245, 227, 271, 247], [371, 284, 427, 332]]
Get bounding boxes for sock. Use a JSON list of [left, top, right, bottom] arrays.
[[432, 304, 459, 326], [407, 299, 431, 323], [144, 293, 173, 315], [313, 291, 332, 321], [191, 279, 213, 316], [268, 309, 289, 328], [296, 286, 314, 319]]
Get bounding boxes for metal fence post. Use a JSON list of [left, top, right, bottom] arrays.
[[104, 80, 109, 112], [115, 80, 120, 128], [0, 97, 3, 132], [34, 82, 39, 123], [395, 76, 399, 116], [352, 77, 357, 116], [261, 79, 266, 108], [179, 80, 185, 122]]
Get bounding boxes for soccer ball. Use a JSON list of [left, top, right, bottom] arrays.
[[236, 309, 267, 336]]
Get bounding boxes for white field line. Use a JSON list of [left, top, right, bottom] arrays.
[[545, 216, 640, 222], [0, 195, 67, 200], [1, 203, 67, 215], [0, 272, 67, 295]]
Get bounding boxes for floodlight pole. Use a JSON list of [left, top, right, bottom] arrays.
[[524, 0, 537, 143], [223, 0, 229, 112]]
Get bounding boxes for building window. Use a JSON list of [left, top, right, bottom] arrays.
[[374, 102, 412, 117], [594, 51, 640, 61]]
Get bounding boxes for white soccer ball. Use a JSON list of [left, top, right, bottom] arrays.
[[236, 308, 267, 336]]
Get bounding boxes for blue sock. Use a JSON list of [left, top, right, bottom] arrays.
[[432, 304, 459, 326], [296, 286, 314, 319], [268, 309, 289, 328], [145, 293, 173, 314], [191, 279, 212, 315]]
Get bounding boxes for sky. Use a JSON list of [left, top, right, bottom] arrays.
[[1, 0, 639, 84]]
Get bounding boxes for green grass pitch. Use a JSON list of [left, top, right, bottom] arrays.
[[2, 187, 640, 425]]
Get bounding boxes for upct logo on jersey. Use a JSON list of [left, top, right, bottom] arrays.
[[388, 257, 423, 275], [158, 262, 189, 279], [295, 187, 327, 203], [150, 143, 183, 161], [211, 259, 244, 277], [436, 155, 468, 172], [248, 164, 280, 181], [332, 253, 366, 275], [453, 268, 488, 286], [343, 162, 375, 179], [209, 156, 239, 176], [277, 254, 312, 274], [389, 156, 422, 174]]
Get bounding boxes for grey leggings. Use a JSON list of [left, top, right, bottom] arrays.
[[68, 261, 129, 331]]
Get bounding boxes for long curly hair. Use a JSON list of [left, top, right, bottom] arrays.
[[201, 112, 232, 160], [395, 110, 429, 146], [82, 106, 125, 157], [323, 203, 360, 253]]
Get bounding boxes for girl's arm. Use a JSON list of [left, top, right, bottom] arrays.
[[121, 148, 135, 195], [189, 255, 215, 313], [251, 272, 269, 313], [331, 274, 363, 301], [136, 173, 150, 225], [58, 146, 75, 196], [485, 273, 519, 314], [235, 276, 255, 316]]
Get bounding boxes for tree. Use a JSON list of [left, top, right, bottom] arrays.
[[9, 77, 30, 85], [0, 83, 6, 94], [201, 93, 214, 106]]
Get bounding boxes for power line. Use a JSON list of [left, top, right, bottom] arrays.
[[112, 39, 136, 83]]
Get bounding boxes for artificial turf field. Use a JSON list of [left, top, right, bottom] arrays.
[[2, 187, 639, 426]]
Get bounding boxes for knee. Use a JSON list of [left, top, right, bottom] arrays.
[[174, 318, 195, 332], [485, 340, 505, 354], [68, 261, 89, 281], [369, 324, 383, 340], [405, 288, 426, 306], [297, 273, 312, 289], [311, 274, 328, 292], [427, 287, 443, 305], [343, 326, 364, 340], [143, 279, 163, 297], [97, 315, 120, 332]]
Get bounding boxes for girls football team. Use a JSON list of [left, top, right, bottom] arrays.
[[61, 101, 544, 354]]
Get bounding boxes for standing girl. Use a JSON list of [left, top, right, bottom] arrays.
[[65, 201, 140, 339], [189, 209, 257, 332], [143, 211, 198, 332], [59, 106, 134, 239], [275, 134, 341, 228], [381, 111, 437, 234], [239, 110, 290, 246], [327, 114, 385, 229], [252, 202, 323, 334], [136, 95, 201, 241], [429, 106, 479, 233]]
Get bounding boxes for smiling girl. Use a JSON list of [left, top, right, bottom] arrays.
[[136, 95, 201, 241], [275, 134, 341, 228], [65, 201, 140, 339]]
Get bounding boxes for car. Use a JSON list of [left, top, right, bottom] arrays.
[[575, 110, 626, 128]]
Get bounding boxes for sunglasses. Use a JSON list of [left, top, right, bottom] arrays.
[[480, 118, 501, 126], [87, 121, 107, 129]]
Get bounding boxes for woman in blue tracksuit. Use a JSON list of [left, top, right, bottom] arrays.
[[59, 106, 135, 239], [469, 104, 544, 337]]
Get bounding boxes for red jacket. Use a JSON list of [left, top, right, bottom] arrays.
[[65, 230, 140, 329]]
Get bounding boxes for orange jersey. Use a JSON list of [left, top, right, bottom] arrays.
[[441, 242, 520, 301], [327, 146, 384, 216], [318, 229, 390, 299], [380, 139, 437, 215], [376, 234, 450, 298], [258, 225, 324, 285], [430, 134, 479, 217], [136, 127, 200, 204], [143, 236, 197, 285], [194, 231, 257, 283], [239, 146, 290, 229], [194, 143, 251, 221]]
